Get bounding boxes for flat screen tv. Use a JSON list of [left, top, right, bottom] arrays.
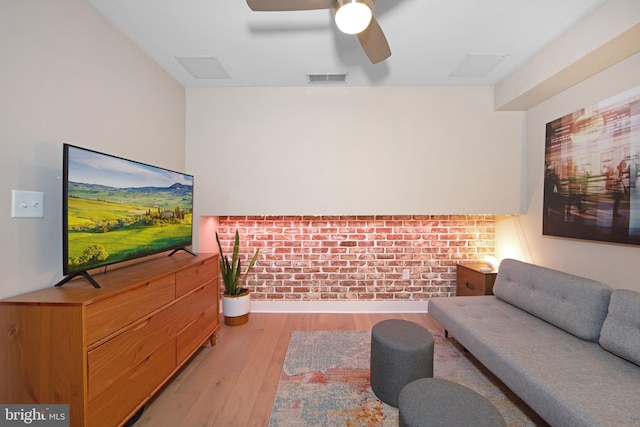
[[56, 144, 194, 288]]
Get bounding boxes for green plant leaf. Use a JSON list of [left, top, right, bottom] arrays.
[[216, 230, 260, 296]]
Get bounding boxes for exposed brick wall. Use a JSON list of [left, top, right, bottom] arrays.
[[216, 215, 495, 301]]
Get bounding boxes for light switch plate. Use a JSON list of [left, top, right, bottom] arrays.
[[11, 190, 44, 218]]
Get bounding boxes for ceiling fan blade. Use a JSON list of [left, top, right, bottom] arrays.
[[246, 0, 334, 11], [357, 16, 391, 64]]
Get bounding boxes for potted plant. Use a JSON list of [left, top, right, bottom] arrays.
[[216, 230, 259, 326]]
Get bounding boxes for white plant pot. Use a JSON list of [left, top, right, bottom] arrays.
[[222, 291, 251, 326]]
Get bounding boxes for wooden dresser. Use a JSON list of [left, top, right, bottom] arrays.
[[0, 253, 219, 427], [456, 262, 498, 296]]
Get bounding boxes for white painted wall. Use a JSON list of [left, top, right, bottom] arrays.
[[186, 86, 525, 217], [495, 53, 640, 291], [495, 0, 640, 111], [0, 0, 185, 298]]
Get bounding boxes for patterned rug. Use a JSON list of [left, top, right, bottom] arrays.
[[268, 329, 548, 427]]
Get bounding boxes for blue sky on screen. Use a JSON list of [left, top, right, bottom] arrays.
[[68, 146, 193, 189]]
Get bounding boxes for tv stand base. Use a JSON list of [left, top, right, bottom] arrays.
[[169, 247, 196, 257], [54, 271, 101, 288]]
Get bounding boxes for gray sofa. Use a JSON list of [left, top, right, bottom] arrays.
[[429, 258, 640, 427]]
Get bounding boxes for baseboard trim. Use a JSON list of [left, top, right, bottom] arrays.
[[250, 300, 429, 313]]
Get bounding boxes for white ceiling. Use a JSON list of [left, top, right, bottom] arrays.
[[88, 0, 605, 88]]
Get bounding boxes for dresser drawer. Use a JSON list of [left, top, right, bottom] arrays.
[[85, 275, 175, 344], [87, 281, 217, 399], [176, 257, 217, 297], [177, 304, 219, 364], [88, 340, 175, 427], [172, 281, 218, 331], [88, 306, 182, 400]]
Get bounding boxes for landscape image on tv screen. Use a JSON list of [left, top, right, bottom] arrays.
[[64, 144, 193, 274]]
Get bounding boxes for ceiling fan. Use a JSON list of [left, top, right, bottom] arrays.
[[246, 0, 391, 64]]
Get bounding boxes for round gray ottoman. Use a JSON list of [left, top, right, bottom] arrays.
[[370, 319, 434, 407], [398, 378, 507, 427]]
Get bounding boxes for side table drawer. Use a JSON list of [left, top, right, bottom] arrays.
[[457, 269, 486, 296], [456, 263, 497, 296]]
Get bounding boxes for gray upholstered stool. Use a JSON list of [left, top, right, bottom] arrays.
[[398, 378, 507, 427], [370, 319, 434, 407]]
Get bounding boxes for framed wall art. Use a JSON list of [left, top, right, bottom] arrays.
[[543, 86, 640, 245]]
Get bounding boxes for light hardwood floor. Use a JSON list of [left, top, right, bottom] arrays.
[[135, 313, 444, 427]]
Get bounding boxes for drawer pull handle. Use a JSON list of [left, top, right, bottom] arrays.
[[465, 282, 476, 290], [131, 355, 153, 374], [132, 318, 152, 331]]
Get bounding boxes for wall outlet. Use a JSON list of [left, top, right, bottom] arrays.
[[402, 269, 410, 280], [11, 190, 44, 218]]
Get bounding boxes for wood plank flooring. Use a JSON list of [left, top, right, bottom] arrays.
[[135, 313, 444, 427]]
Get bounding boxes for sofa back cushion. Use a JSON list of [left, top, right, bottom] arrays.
[[493, 259, 612, 341], [599, 289, 640, 366]]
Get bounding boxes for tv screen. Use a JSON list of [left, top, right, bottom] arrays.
[[62, 144, 194, 281]]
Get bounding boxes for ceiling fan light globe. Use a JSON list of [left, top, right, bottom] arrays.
[[334, 1, 372, 34]]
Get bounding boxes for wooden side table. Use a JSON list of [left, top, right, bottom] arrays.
[[456, 263, 498, 296]]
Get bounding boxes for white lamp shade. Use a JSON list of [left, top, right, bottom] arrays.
[[334, 1, 373, 34]]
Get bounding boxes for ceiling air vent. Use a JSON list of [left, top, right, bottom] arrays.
[[307, 73, 348, 84]]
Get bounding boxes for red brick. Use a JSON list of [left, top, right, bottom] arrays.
[[219, 215, 493, 303]]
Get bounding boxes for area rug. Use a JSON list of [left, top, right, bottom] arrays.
[[268, 329, 547, 427]]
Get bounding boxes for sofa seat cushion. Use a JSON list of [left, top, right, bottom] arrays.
[[599, 289, 640, 366], [493, 259, 612, 341], [429, 296, 640, 427]]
